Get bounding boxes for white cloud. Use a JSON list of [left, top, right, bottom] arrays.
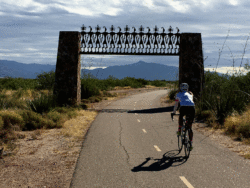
[[229, 0, 238, 6], [165, 0, 190, 13], [82, 66, 107, 70], [26, 48, 38, 51], [0, 53, 22, 57], [205, 66, 249, 75]]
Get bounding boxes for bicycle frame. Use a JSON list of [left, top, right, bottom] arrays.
[[171, 113, 191, 158]]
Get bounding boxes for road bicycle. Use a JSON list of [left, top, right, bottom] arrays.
[[171, 113, 191, 158]]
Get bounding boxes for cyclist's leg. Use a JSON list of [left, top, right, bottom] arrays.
[[187, 106, 195, 142], [178, 106, 184, 133]]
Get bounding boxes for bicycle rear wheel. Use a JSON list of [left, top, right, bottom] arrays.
[[184, 129, 191, 158]]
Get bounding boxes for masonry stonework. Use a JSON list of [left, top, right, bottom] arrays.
[[53, 31, 81, 106], [179, 33, 204, 102], [54, 30, 204, 106]]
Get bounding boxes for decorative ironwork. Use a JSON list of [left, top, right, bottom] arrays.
[[80, 25, 180, 55]]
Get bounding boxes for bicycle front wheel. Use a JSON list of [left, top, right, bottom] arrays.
[[184, 129, 191, 158], [177, 134, 183, 152]]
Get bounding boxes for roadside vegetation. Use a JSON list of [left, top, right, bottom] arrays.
[[0, 71, 172, 153], [167, 35, 250, 155]]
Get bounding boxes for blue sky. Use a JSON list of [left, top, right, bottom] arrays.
[[1, 0, 250, 75]]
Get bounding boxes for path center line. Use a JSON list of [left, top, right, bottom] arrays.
[[154, 145, 161, 152], [179, 176, 194, 188]]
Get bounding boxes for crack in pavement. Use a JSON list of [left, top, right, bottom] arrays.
[[118, 120, 130, 166], [118, 120, 139, 186]]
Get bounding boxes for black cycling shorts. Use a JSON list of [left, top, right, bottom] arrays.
[[179, 106, 195, 124]]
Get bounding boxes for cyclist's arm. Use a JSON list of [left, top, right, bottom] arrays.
[[173, 98, 179, 114]]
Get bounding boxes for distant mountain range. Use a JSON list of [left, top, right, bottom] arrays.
[[81, 61, 179, 81], [0, 59, 225, 81], [0, 60, 55, 79]]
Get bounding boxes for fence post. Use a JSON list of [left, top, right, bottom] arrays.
[[53, 31, 81, 106], [179, 33, 204, 102]]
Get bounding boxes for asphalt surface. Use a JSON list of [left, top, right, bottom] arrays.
[[70, 89, 250, 188]]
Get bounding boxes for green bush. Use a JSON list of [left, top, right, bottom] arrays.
[[168, 88, 179, 101], [27, 92, 57, 114], [0, 116, 3, 130], [0, 77, 38, 90], [149, 80, 166, 87], [46, 111, 64, 128], [47, 111, 62, 122], [236, 124, 250, 138], [81, 79, 100, 99], [66, 110, 78, 119], [36, 70, 55, 90], [196, 71, 250, 126], [52, 107, 70, 114]]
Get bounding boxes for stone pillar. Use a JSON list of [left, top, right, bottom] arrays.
[[53, 31, 81, 106], [179, 33, 204, 102]]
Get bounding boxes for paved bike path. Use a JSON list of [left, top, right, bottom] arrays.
[[70, 90, 250, 187]]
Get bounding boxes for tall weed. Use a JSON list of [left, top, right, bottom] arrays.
[[27, 92, 57, 114]]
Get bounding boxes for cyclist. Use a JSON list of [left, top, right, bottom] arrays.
[[172, 83, 195, 150]]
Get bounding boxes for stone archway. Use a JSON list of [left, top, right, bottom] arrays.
[[53, 26, 204, 106]]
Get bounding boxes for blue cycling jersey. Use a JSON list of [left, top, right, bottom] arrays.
[[175, 91, 195, 106]]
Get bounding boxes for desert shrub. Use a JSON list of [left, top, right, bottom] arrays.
[[47, 111, 62, 122], [168, 88, 179, 101], [102, 91, 115, 97], [81, 79, 100, 99], [27, 92, 57, 114], [150, 80, 166, 87], [198, 110, 213, 120], [196, 71, 249, 126], [35, 70, 55, 90], [0, 116, 3, 130], [46, 111, 64, 128], [18, 110, 54, 130], [101, 75, 119, 90], [236, 124, 250, 138], [53, 107, 70, 114], [137, 78, 149, 86], [66, 110, 78, 119], [0, 77, 38, 90], [0, 110, 24, 130], [51, 106, 78, 119], [119, 77, 143, 88]]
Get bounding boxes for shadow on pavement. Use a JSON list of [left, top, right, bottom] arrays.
[[128, 106, 173, 114], [131, 150, 187, 172], [98, 106, 174, 114]]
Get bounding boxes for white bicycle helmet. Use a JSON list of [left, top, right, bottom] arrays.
[[180, 83, 189, 92]]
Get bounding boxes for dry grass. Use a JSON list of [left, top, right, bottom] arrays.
[[244, 153, 250, 159], [0, 89, 50, 101], [224, 105, 250, 139], [59, 110, 98, 142]]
